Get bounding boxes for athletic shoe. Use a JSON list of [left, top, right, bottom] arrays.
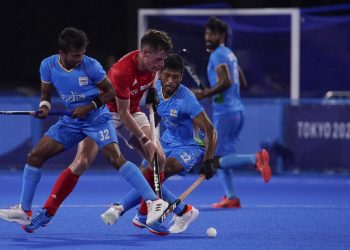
[[145, 199, 168, 225], [0, 204, 32, 225], [100, 204, 124, 225], [169, 205, 199, 233], [256, 149, 272, 183], [212, 197, 241, 208], [133, 211, 169, 236], [22, 209, 53, 233]]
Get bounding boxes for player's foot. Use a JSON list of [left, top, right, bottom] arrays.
[[0, 204, 32, 225], [100, 204, 124, 225], [146, 199, 168, 225], [212, 197, 241, 208], [169, 205, 199, 233], [133, 211, 169, 236], [256, 149, 272, 183], [22, 209, 53, 233]]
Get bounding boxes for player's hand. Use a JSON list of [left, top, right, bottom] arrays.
[[71, 103, 94, 119], [199, 159, 216, 179], [146, 87, 159, 107], [140, 136, 156, 162], [35, 107, 49, 119]]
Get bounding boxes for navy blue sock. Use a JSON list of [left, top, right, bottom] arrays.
[[20, 164, 42, 211]]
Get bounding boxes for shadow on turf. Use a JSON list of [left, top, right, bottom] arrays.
[[9, 233, 207, 248]]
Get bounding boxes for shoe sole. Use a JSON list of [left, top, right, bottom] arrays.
[[133, 218, 169, 236]]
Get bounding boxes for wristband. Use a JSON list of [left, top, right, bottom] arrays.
[[39, 100, 51, 111]]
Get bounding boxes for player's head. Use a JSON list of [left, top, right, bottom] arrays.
[[58, 27, 89, 70], [139, 29, 173, 72], [160, 53, 184, 97], [204, 16, 228, 52]]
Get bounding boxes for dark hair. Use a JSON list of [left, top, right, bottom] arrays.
[[58, 27, 89, 52], [205, 16, 228, 37], [163, 53, 184, 74], [141, 29, 173, 53]]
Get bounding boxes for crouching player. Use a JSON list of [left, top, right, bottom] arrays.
[[100, 53, 217, 235]]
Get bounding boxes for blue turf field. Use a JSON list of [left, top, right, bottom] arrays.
[[0, 171, 349, 250]]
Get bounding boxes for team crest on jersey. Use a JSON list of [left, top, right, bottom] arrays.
[[170, 109, 177, 117], [79, 77, 88, 86]]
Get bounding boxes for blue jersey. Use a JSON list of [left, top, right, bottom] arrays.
[[156, 80, 204, 147], [207, 44, 244, 115], [40, 55, 106, 111]]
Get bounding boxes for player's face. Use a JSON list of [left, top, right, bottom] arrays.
[[59, 47, 86, 70], [205, 28, 221, 52], [143, 49, 167, 72], [160, 68, 182, 97]]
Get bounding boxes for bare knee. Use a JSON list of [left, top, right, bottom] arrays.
[[27, 151, 44, 167]]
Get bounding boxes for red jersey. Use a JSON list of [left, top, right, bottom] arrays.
[[106, 50, 156, 114]]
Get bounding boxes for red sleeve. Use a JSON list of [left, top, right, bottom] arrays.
[[108, 65, 133, 100]]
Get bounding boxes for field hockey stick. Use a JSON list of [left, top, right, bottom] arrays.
[[178, 48, 207, 89], [149, 103, 162, 198], [0, 111, 71, 116], [158, 174, 206, 223]]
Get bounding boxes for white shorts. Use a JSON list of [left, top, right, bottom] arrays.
[[111, 112, 150, 147]]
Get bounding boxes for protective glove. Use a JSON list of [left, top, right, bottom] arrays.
[[199, 159, 216, 180], [146, 87, 159, 107]]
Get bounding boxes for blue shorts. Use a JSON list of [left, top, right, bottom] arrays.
[[213, 111, 245, 156], [162, 143, 205, 176], [45, 109, 118, 149]]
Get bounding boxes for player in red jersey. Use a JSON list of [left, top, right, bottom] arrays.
[[23, 29, 173, 234]]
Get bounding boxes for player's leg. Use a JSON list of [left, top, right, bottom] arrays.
[[92, 118, 168, 225], [162, 146, 203, 233], [20, 121, 88, 231], [215, 111, 271, 182], [213, 169, 241, 208], [211, 112, 242, 208], [0, 132, 65, 225], [24, 137, 100, 233], [115, 112, 166, 218]]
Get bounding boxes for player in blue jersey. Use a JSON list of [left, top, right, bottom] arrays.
[[192, 17, 272, 208], [100, 54, 217, 235], [0, 27, 168, 227]]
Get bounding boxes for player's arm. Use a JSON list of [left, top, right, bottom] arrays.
[[192, 111, 217, 179], [192, 63, 231, 100], [116, 97, 156, 162], [239, 66, 248, 88], [192, 111, 217, 161], [36, 82, 53, 119], [72, 76, 115, 118]]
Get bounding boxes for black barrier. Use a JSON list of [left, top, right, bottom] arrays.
[[284, 104, 350, 171]]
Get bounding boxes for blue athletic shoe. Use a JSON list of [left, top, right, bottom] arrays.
[[132, 211, 169, 236], [22, 209, 53, 233]]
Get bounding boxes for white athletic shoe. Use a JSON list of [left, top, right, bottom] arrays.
[[146, 199, 169, 225], [100, 204, 124, 225], [0, 204, 32, 225], [169, 205, 199, 233]]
